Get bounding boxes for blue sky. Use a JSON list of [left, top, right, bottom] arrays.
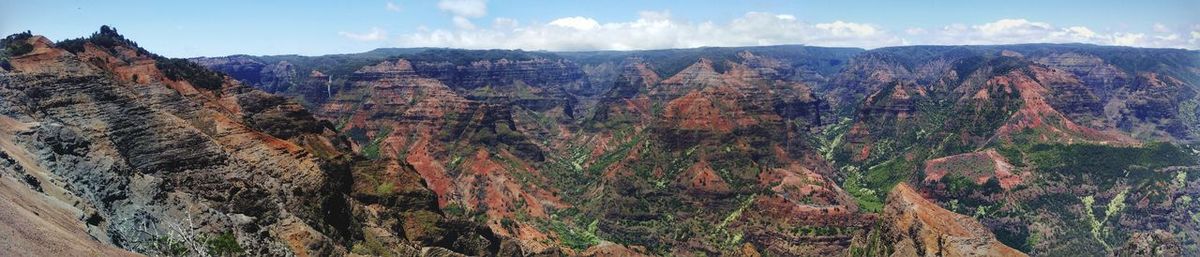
[[2, 0, 1198, 57]]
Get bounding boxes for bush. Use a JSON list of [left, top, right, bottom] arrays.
[[156, 57, 225, 91], [57, 25, 149, 56], [2, 31, 34, 57], [205, 232, 243, 256]]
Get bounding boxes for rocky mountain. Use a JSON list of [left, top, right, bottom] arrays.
[[0, 27, 530, 257], [194, 44, 869, 255], [2, 25, 1198, 256], [822, 44, 1200, 256]]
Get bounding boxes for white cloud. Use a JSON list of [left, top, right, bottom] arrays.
[[1192, 28, 1200, 45], [1112, 33, 1144, 46], [339, 27, 388, 42], [1153, 23, 1171, 33], [386, 1, 402, 12], [976, 19, 1052, 37], [452, 16, 476, 30], [436, 0, 487, 32], [492, 17, 518, 29], [919, 18, 1197, 49], [549, 16, 601, 30], [815, 21, 880, 37], [438, 0, 487, 18], [1064, 26, 1096, 38], [394, 12, 1200, 50], [397, 11, 902, 51]]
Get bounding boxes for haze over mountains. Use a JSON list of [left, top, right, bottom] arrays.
[[1, 24, 1199, 257]]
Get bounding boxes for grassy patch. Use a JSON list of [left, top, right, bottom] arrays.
[[547, 218, 601, 250], [361, 126, 393, 159]]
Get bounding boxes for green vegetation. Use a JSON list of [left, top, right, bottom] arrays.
[[157, 57, 225, 90], [205, 232, 244, 257], [967, 140, 1197, 255], [1180, 98, 1200, 138], [402, 210, 444, 242], [374, 181, 395, 195], [847, 222, 892, 257], [57, 25, 149, 55], [1080, 187, 1128, 251], [841, 166, 882, 212], [351, 229, 396, 257], [443, 203, 467, 217], [2, 31, 34, 57], [842, 157, 918, 212], [361, 126, 393, 159], [1022, 142, 1195, 187], [1, 31, 34, 70], [586, 133, 641, 175], [546, 218, 601, 250]]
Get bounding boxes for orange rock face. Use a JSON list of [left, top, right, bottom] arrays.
[[883, 183, 1027, 257]]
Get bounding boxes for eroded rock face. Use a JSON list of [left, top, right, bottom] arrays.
[[1, 30, 519, 257], [0, 139, 141, 257], [881, 183, 1027, 257], [1033, 52, 1130, 102], [1, 35, 350, 255]]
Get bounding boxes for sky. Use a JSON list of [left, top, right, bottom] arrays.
[[2, 0, 1198, 58]]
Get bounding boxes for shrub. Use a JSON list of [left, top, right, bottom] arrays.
[[156, 57, 225, 91], [443, 203, 467, 217], [205, 232, 243, 256], [57, 25, 149, 56], [2, 31, 34, 56]]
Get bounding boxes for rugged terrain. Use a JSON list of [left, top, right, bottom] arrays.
[[0, 26, 1197, 256], [0, 27, 532, 257]]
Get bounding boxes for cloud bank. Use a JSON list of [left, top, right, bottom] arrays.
[[391, 10, 1199, 50]]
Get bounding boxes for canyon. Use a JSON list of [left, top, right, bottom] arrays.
[[1, 27, 1198, 256]]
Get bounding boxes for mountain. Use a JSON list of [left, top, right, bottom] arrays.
[[193, 44, 876, 256], [2, 25, 1198, 256], [197, 41, 1200, 256], [0, 27, 528, 256], [821, 44, 1200, 256]]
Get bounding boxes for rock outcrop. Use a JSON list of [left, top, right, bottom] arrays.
[[881, 183, 1027, 257], [1, 28, 517, 257]]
